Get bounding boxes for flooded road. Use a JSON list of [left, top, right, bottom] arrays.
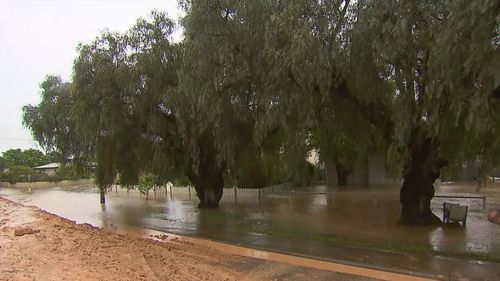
[[1, 182, 500, 279]]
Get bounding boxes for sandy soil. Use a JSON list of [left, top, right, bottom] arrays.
[[0, 197, 381, 281]]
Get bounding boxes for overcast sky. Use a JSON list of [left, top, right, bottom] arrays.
[[0, 0, 182, 154]]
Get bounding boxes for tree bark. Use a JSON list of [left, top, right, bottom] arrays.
[[325, 155, 351, 187], [99, 187, 106, 204], [193, 179, 223, 208], [399, 169, 441, 225], [186, 133, 225, 208], [187, 165, 224, 208], [335, 161, 349, 186], [399, 135, 445, 225]]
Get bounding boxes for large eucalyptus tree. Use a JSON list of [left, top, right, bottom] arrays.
[[71, 12, 202, 204], [180, 0, 301, 191], [356, 0, 500, 224], [180, 0, 391, 189], [22, 75, 96, 179]]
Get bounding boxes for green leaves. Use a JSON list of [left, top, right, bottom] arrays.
[[23, 0, 500, 192], [1, 149, 49, 168], [22, 76, 76, 159], [71, 12, 180, 187], [359, 0, 500, 175]]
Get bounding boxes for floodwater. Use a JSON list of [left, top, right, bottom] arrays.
[[1, 182, 500, 279]]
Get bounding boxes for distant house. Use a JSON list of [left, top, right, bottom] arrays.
[[33, 163, 60, 176]]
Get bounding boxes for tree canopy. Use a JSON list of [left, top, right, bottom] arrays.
[[1, 148, 49, 168], [22, 76, 87, 164], [354, 0, 499, 224], [23, 0, 500, 223], [0, 148, 53, 184]]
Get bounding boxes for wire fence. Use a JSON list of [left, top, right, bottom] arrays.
[[105, 184, 269, 203]]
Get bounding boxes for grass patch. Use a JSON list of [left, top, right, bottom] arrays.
[[238, 228, 500, 263], [226, 216, 500, 263], [310, 233, 429, 253], [235, 223, 294, 239], [431, 250, 500, 263]]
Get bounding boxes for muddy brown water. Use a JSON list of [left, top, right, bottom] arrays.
[[1, 182, 500, 280]]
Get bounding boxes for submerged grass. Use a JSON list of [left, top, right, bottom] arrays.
[[309, 233, 429, 253], [235, 221, 294, 239], [234, 222, 500, 263], [218, 204, 500, 264], [431, 250, 500, 263]]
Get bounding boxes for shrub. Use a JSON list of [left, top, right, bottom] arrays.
[[0, 166, 37, 184]]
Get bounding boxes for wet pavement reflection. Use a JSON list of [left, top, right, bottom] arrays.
[[1, 182, 500, 280]]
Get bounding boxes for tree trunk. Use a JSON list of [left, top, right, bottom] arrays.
[[325, 158, 337, 187], [186, 133, 225, 208], [399, 136, 445, 225], [188, 166, 224, 208], [99, 187, 106, 204], [325, 156, 351, 187], [399, 170, 441, 225], [193, 181, 223, 208], [336, 162, 349, 186]]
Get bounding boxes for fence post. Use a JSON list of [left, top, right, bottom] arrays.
[[258, 189, 261, 205], [188, 185, 191, 200], [234, 186, 238, 204], [483, 196, 486, 210]]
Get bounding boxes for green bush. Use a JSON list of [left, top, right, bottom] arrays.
[[172, 176, 191, 186], [0, 166, 37, 184], [56, 165, 80, 180], [138, 175, 157, 195]]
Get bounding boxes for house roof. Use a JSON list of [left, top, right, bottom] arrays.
[[33, 163, 60, 170]]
